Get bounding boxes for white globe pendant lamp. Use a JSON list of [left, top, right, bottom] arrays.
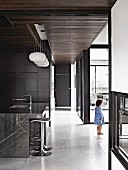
[[29, 29, 49, 68], [34, 57, 48, 65], [29, 52, 46, 62], [29, 52, 49, 67], [35, 61, 49, 67]]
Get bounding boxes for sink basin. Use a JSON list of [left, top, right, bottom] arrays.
[[10, 105, 28, 109], [12, 99, 26, 101]]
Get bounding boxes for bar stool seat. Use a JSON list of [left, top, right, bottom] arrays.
[[30, 117, 52, 156], [31, 117, 50, 123]]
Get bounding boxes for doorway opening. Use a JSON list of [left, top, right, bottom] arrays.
[[90, 48, 109, 123]]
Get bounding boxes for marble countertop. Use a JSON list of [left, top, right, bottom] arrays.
[[0, 103, 50, 158]]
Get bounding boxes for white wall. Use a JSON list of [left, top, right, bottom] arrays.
[[71, 63, 76, 111], [112, 0, 128, 93], [111, 0, 128, 169], [111, 152, 125, 170], [51, 66, 55, 109]]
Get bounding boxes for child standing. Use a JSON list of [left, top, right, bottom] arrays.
[[94, 99, 104, 135]]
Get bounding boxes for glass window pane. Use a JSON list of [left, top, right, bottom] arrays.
[[91, 60, 108, 65], [119, 96, 128, 156], [90, 49, 109, 65], [90, 66, 95, 94], [96, 66, 109, 93], [90, 48, 109, 123]]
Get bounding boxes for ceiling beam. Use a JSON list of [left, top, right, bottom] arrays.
[[26, 24, 41, 49]]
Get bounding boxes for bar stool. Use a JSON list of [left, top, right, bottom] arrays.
[[30, 117, 52, 156]]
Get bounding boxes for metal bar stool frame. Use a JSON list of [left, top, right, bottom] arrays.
[[30, 117, 52, 156]]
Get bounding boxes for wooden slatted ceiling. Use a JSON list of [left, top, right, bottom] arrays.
[[0, 25, 38, 52], [0, 0, 116, 10], [45, 16, 107, 63], [0, 0, 117, 63], [5, 15, 107, 63]]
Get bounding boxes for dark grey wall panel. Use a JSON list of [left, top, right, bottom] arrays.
[[83, 50, 90, 124], [76, 49, 90, 123], [25, 79, 37, 91], [55, 64, 71, 107], [38, 92, 49, 102], [55, 65, 70, 74], [10, 66, 37, 73], [0, 40, 51, 113], [38, 69, 50, 78], [38, 79, 50, 91], [0, 72, 10, 112]]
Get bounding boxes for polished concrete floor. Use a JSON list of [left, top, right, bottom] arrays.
[[0, 110, 108, 170]]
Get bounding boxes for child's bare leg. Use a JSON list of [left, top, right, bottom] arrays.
[[99, 125, 103, 134], [97, 126, 100, 134], [97, 126, 98, 132]]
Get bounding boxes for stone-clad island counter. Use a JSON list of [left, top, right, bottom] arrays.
[[0, 103, 50, 158]]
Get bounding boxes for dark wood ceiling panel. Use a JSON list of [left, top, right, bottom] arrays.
[[0, 14, 108, 63], [7, 15, 108, 25], [0, 25, 36, 52], [0, 0, 116, 11], [0, 0, 117, 63], [42, 15, 107, 63], [0, 26, 30, 36]]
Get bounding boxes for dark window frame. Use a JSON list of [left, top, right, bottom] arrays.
[[110, 91, 128, 169]]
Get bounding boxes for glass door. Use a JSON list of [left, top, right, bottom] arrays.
[[90, 49, 109, 123]]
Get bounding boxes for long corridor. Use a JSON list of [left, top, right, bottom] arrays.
[[0, 110, 108, 170]]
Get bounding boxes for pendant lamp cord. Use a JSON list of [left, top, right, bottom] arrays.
[[34, 28, 36, 52]]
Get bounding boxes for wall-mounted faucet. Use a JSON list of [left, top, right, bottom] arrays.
[[22, 95, 32, 113]]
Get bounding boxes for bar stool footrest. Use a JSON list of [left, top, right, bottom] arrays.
[[43, 145, 53, 151], [30, 150, 52, 157], [32, 137, 42, 142]]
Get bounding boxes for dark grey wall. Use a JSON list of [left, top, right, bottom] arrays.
[[55, 64, 71, 108], [76, 49, 90, 123], [0, 41, 51, 113], [76, 59, 82, 117]]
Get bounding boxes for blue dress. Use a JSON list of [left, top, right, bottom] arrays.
[[94, 106, 105, 125]]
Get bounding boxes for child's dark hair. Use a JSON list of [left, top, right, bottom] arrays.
[[96, 99, 103, 107]]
